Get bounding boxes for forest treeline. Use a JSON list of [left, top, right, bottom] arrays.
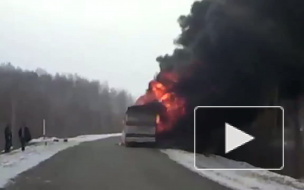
[[0, 63, 134, 145]]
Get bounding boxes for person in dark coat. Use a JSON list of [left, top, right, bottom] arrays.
[[18, 123, 32, 151], [4, 124, 12, 153]]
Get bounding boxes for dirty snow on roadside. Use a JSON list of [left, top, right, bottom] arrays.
[[0, 133, 121, 187], [162, 149, 304, 190]]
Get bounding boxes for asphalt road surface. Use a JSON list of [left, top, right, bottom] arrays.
[[5, 137, 230, 190]]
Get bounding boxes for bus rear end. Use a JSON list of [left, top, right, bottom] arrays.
[[122, 104, 160, 146]]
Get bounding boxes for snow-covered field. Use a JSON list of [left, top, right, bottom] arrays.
[[162, 149, 304, 190], [0, 133, 120, 187]]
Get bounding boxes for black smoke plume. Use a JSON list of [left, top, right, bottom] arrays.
[[156, 0, 304, 153]]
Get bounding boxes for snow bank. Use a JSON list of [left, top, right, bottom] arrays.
[[162, 149, 304, 190], [0, 133, 120, 187]]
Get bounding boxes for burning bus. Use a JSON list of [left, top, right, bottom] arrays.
[[121, 102, 163, 146], [121, 72, 185, 147]]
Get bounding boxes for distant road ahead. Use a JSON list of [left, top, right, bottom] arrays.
[[6, 137, 230, 190]]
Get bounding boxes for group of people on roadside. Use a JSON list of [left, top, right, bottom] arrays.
[[4, 123, 32, 153]]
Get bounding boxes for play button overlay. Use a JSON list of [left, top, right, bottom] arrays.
[[225, 123, 255, 154], [194, 106, 284, 170]]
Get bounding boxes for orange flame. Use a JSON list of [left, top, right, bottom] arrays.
[[156, 114, 160, 124], [136, 72, 185, 133]]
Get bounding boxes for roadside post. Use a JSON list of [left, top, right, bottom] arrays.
[[43, 119, 47, 145]]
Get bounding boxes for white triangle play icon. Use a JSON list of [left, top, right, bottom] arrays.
[[225, 123, 255, 154]]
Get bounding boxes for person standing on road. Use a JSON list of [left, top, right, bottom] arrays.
[[4, 124, 12, 153], [18, 122, 31, 151]]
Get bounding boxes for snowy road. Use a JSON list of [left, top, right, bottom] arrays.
[[4, 137, 229, 190]]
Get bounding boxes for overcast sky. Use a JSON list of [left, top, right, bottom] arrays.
[[0, 0, 194, 97]]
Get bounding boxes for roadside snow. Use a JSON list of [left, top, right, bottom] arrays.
[[162, 149, 304, 190], [0, 133, 120, 187]]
